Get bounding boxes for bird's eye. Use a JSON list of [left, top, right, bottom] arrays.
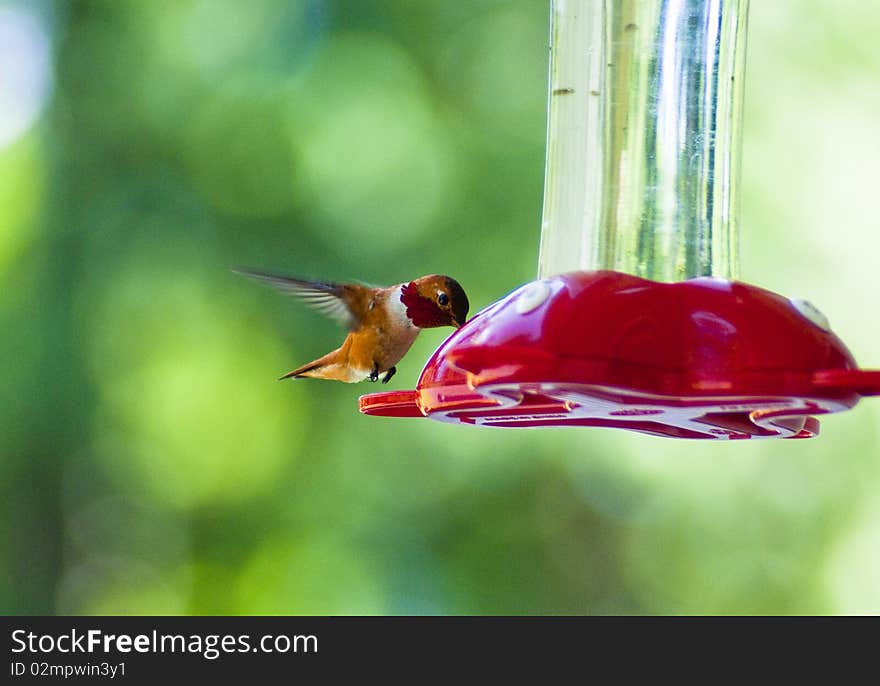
[[438, 293, 449, 306]]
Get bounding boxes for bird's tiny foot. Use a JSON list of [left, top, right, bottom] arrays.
[[381, 367, 396, 384], [369, 363, 379, 382]]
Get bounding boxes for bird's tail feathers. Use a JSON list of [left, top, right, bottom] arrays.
[[278, 361, 322, 380], [278, 347, 345, 381]]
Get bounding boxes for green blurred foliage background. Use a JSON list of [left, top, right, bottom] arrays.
[[1, 0, 879, 615]]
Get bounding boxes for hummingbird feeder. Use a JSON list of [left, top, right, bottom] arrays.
[[360, 0, 880, 439]]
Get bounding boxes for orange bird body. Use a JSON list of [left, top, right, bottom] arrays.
[[237, 270, 469, 383]]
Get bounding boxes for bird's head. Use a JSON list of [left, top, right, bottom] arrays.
[[400, 275, 470, 329]]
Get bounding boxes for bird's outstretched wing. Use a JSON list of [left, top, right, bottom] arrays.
[[234, 268, 367, 331]]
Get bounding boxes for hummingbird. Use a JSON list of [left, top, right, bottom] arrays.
[[236, 269, 470, 383]]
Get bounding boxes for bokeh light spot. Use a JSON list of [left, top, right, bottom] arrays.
[[153, 0, 281, 73], [0, 7, 52, 150], [0, 133, 44, 276], [83, 261, 303, 509], [290, 33, 457, 260]]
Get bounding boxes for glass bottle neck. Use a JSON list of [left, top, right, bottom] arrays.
[[539, 0, 749, 281]]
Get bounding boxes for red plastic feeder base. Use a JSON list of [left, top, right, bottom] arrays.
[[360, 271, 880, 439]]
